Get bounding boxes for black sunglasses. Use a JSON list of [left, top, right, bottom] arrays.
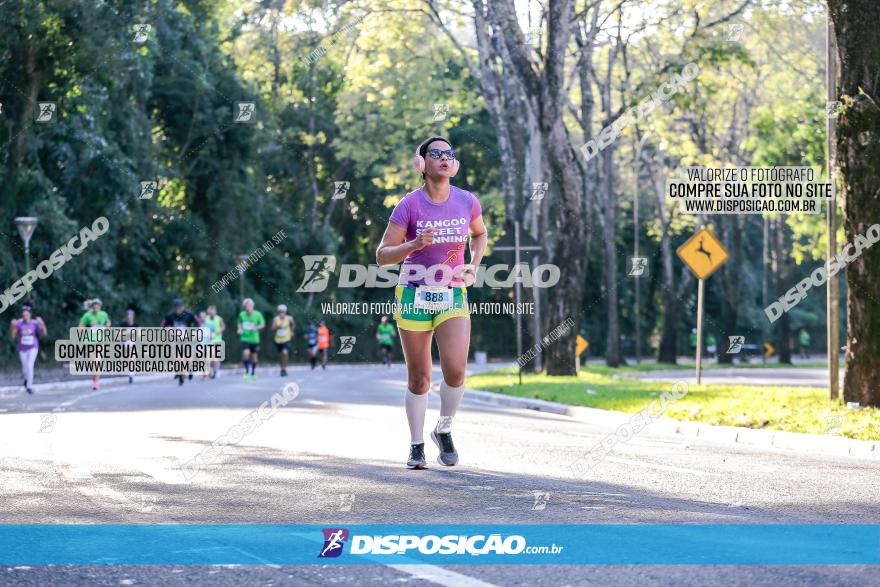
[[426, 148, 456, 160]]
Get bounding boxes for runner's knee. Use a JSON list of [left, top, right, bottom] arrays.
[[443, 369, 465, 387], [408, 373, 432, 394]]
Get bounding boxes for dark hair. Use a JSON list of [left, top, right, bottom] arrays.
[[418, 136, 452, 158]]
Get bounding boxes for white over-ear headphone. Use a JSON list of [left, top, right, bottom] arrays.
[[413, 139, 459, 177]]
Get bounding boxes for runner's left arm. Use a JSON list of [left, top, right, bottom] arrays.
[[466, 215, 488, 282]]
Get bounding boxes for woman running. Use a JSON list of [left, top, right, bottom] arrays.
[[202, 305, 225, 379], [272, 304, 295, 377], [80, 298, 111, 390], [376, 136, 487, 469], [10, 302, 47, 394]]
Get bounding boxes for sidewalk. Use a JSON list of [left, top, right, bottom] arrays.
[[0, 368, 248, 399], [461, 385, 878, 461]]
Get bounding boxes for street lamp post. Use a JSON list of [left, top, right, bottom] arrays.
[[14, 217, 38, 274], [235, 254, 249, 302], [634, 130, 651, 363]]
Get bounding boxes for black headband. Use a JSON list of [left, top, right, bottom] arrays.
[[419, 136, 452, 157]]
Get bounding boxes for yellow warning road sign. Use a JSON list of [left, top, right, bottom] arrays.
[[576, 335, 588, 357], [676, 227, 729, 280], [764, 342, 775, 357]]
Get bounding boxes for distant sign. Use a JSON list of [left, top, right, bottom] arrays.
[[676, 227, 729, 280], [576, 335, 588, 357]]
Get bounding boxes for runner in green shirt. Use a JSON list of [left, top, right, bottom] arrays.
[[79, 298, 111, 390], [799, 328, 811, 360], [376, 315, 396, 367], [237, 298, 265, 380], [706, 333, 717, 359]]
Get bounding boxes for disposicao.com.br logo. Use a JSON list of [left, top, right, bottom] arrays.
[[317, 529, 563, 558], [297, 255, 561, 292]]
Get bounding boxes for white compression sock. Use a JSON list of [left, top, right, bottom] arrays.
[[437, 380, 465, 432], [405, 390, 429, 444]]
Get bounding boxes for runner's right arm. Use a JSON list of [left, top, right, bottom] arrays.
[[376, 223, 435, 265]]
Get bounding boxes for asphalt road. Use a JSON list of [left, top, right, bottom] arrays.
[[1, 363, 878, 586]]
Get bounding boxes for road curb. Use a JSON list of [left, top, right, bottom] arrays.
[[0, 368, 249, 398], [463, 387, 878, 460]]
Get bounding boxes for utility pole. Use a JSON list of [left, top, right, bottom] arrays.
[[762, 217, 769, 365], [494, 222, 542, 385], [634, 130, 651, 363], [826, 14, 840, 401]]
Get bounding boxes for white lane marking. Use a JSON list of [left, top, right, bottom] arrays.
[[387, 564, 500, 587], [456, 469, 504, 478], [53, 387, 118, 411], [603, 456, 721, 476]]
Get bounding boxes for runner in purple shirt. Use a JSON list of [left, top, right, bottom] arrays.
[[377, 136, 488, 470], [10, 302, 47, 394]]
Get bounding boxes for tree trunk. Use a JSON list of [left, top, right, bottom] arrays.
[[717, 216, 743, 364], [647, 154, 681, 363], [471, 0, 521, 223], [772, 217, 793, 364], [488, 0, 584, 375], [827, 0, 880, 407], [2, 39, 45, 212], [602, 144, 624, 366]]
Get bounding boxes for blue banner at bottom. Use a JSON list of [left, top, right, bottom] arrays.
[[0, 524, 878, 565]]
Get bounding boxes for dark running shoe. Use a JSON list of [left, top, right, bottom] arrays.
[[431, 428, 459, 466], [407, 443, 427, 469]]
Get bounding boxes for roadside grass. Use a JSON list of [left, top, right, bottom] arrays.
[[468, 367, 880, 441], [580, 360, 836, 373]]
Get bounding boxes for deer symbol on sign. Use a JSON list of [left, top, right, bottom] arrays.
[[696, 238, 712, 264]]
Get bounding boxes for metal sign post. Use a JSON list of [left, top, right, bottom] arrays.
[[695, 279, 705, 383], [677, 227, 729, 384]]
